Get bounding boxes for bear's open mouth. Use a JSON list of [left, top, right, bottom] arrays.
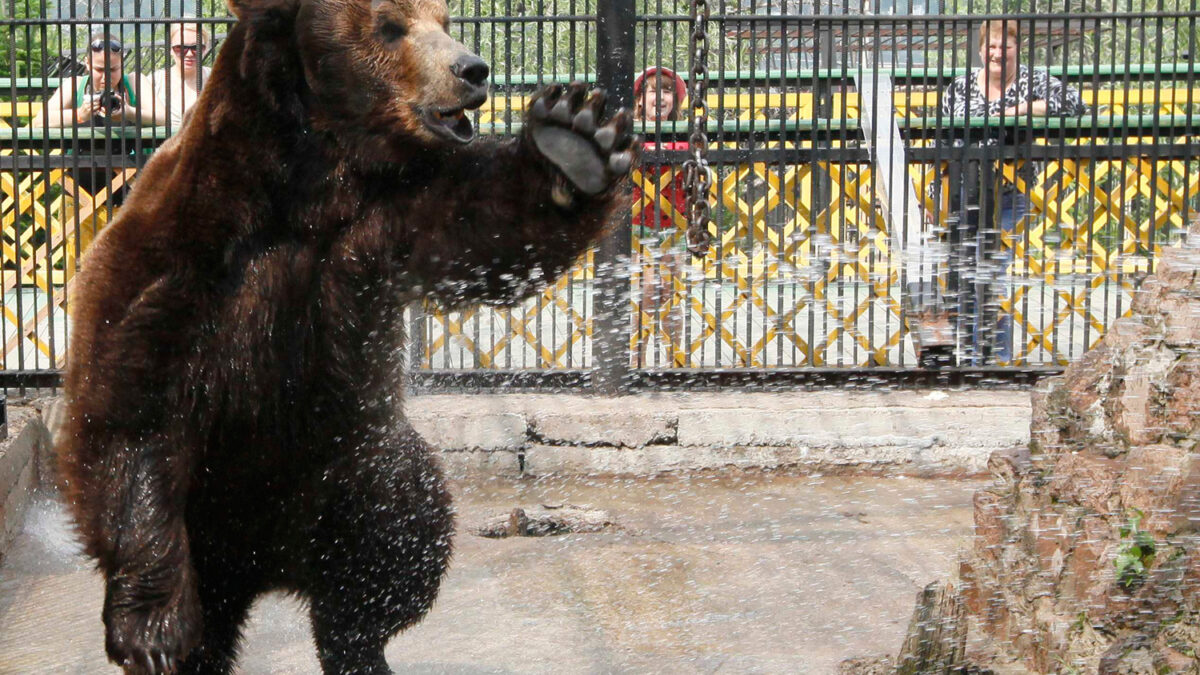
[[422, 106, 475, 144]]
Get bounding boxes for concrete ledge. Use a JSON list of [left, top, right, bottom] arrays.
[[0, 406, 49, 559], [409, 391, 1031, 477], [530, 410, 675, 448], [437, 449, 520, 476], [406, 411, 525, 451], [432, 443, 1004, 478], [677, 405, 1025, 448], [18, 392, 1030, 495]]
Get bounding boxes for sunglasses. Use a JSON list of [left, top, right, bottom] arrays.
[[90, 39, 123, 53], [171, 44, 204, 55]]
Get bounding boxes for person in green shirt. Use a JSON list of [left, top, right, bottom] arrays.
[[29, 32, 154, 265], [31, 32, 148, 129]]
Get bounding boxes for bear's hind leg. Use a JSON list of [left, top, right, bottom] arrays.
[[91, 432, 203, 674], [305, 429, 453, 675], [176, 573, 257, 675], [309, 608, 390, 675]]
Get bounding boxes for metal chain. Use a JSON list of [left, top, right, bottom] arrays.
[[683, 0, 713, 257]]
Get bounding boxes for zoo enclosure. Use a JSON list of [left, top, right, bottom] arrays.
[[0, 0, 1197, 390]]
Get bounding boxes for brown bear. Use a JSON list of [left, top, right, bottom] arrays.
[[54, 0, 634, 672]]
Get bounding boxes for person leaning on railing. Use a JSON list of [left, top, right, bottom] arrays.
[[28, 32, 156, 207], [929, 18, 1087, 365], [26, 32, 156, 267], [29, 32, 150, 133]]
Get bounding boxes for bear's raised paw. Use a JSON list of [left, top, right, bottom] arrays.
[[528, 81, 636, 197]]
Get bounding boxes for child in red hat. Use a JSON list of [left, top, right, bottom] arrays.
[[632, 66, 690, 366]]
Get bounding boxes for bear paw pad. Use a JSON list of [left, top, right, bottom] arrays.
[[529, 81, 637, 198]]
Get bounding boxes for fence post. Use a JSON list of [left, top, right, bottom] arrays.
[[592, 0, 635, 395]]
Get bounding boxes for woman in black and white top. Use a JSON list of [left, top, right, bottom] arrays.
[[935, 19, 1086, 222], [931, 19, 1085, 364], [942, 24, 1086, 122]]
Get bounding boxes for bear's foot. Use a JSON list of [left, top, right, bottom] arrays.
[[314, 638, 391, 675], [529, 81, 636, 197], [104, 564, 203, 675]]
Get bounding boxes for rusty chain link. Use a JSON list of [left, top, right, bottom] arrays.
[[683, 0, 713, 257]]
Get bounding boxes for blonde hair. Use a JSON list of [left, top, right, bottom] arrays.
[[977, 19, 1019, 49], [169, 22, 208, 48]]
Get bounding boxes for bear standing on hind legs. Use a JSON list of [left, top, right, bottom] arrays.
[[54, 0, 636, 672]]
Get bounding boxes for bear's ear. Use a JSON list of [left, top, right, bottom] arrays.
[[226, 0, 299, 24]]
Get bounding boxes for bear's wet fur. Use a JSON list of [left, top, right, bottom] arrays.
[[54, 0, 634, 672]]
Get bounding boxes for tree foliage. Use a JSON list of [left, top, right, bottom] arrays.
[[0, 0, 54, 79], [446, 0, 1200, 82], [448, 0, 739, 82], [948, 0, 1200, 67]]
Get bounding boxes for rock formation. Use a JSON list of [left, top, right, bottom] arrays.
[[958, 228, 1200, 672]]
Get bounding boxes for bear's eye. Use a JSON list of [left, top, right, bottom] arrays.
[[378, 20, 406, 43]]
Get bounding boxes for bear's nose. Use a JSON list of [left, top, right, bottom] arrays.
[[451, 55, 490, 88]]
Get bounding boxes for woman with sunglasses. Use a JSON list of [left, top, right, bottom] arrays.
[[143, 23, 211, 132]]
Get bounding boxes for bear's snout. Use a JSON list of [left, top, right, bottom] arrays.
[[451, 54, 489, 111], [451, 54, 489, 89]]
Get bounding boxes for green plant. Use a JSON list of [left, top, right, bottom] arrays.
[[1115, 508, 1156, 589], [1070, 610, 1090, 631]]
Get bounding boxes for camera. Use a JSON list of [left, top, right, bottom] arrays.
[[94, 90, 123, 115]]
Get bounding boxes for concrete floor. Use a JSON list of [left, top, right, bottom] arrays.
[[0, 471, 983, 674]]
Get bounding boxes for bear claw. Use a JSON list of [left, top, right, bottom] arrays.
[[548, 99, 573, 125], [608, 151, 633, 175], [113, 641, 181, 675], [593, 127, 616, 153], [104, 564, 201, 675], [572, 109, 596, 135]]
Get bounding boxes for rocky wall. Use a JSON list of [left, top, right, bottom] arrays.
[[959, 230, 1200, 672]]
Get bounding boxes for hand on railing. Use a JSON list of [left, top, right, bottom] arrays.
[[1001, 99, 1050, 117]]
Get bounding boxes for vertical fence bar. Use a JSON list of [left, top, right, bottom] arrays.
[[592, 0, 635, 394]]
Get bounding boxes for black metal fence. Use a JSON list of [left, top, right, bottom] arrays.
[[1, 0, 1198, 391]]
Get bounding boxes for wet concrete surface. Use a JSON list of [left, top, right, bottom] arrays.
[[0, 470, 984, 674]]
